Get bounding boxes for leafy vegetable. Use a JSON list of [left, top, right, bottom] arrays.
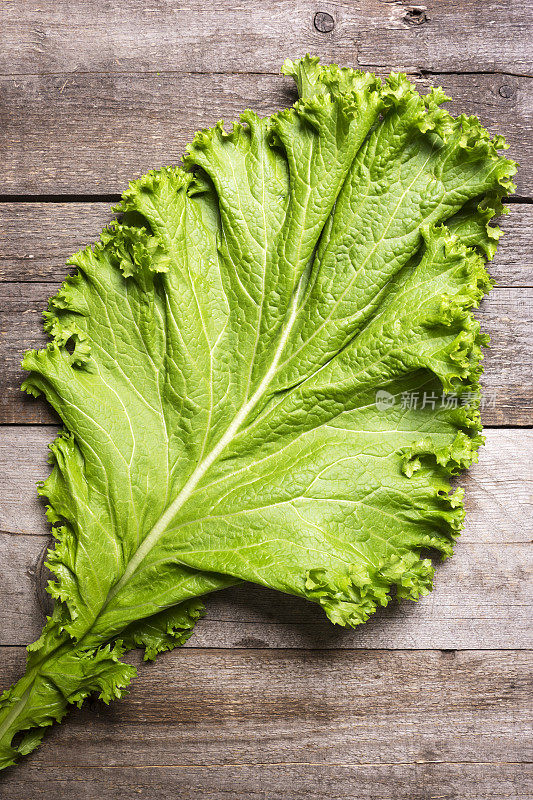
[[0, 56, 516, 770]]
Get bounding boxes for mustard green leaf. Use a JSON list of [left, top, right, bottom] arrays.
[[0, 56, 516, 770]]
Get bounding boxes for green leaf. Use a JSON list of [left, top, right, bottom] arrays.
[[0, 608, 136, 770], [121, 597, 206, 661], [0, 56, 516, 769]]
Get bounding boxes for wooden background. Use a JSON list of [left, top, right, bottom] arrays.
[[0, 1, 531, 797]]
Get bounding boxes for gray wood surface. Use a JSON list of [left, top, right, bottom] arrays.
[[2, 282, 531, 425], [1, 201, 531, 285], [4, 428, 531, 542], [1, 428, 531, 649], [2, 535, 531, 650], [1, 71, 531, 195], [1, 762, 531, 800], [0, 647, 530, 800], [1, 0, 531, 76], [0, 0, 531, 796]]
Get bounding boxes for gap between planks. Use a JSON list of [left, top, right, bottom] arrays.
[[0, 195, 531, 204]]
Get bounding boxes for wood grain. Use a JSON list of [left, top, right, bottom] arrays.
[[2, 283, 531, 425], [1, 428, 531, 649], [1, 202, 531, 286], [1, 0, 531, 77], [2, 428, 530, 542], [0, 648, 530, 797], [0, 203, 115, 282], [1, 534, 531, 650], [0, 1, 531, 793], [0, 71, 530, 195], [1, 762, 531, 800]]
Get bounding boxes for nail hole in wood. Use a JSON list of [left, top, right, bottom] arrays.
[[403, 7, 429, 26], [440, 649, 457, 658]]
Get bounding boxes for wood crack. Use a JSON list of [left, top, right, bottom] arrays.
[[1, 68, 531, 79]]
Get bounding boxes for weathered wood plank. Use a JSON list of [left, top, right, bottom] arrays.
[[0, 71, 530, 195], [1, 202, 531, 286], [0, 203, 115, 283], [1, 0, 531, 76], [1, 428, 531, 649], [1, 533, 531, 649], [0, 648, 530, 773], [2, 762, 531, 800], [0, 2, 529, 794], [2, 283, 531, 425], [474, 287, 533, 425], [2, 428, 529, 541]]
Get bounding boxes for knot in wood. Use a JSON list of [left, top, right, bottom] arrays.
[[499, 84, 514, 99], [314, 11, 335, 33]]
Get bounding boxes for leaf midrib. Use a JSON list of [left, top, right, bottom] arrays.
[[95, 290, 300, 619]]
